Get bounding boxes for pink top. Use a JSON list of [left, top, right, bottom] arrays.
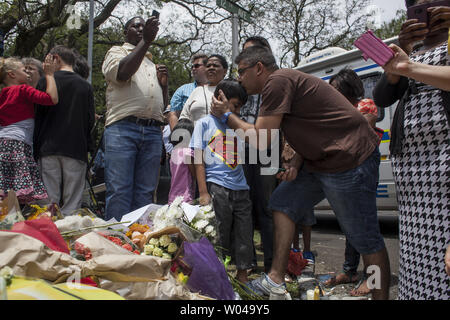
[[168, 147, 195, 204]]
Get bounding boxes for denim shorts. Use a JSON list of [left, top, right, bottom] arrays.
[[296, 208, 316, 227], [269, 148, 385, 255]]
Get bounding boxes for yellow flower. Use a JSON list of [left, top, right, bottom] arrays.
[[28, 204, 48, 220], [177, 272, 189, 285]]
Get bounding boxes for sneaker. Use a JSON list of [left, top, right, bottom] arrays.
[[302, 251, 315, 275], [247, 273, 292, 300], [302, 251, 315, 263]]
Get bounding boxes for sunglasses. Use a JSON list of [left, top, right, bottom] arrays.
[[191, 63, 203, 69]]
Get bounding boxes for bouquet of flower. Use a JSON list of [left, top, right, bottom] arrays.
[[143, 234, 179, 260], [149, 196, 219, 245], [170, 257, 192, 285], [96, 230, 140, 255], [185, 204, 218, 246], [22, 203, 64, 222], [125, 223, 151, 248], [151, 196, 185, 231]]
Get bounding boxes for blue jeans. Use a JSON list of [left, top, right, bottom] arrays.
[[104, 120, 162, 221], [269, 148, 385, 255]]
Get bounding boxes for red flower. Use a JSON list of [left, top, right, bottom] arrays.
[[122, 243, 132, 251]]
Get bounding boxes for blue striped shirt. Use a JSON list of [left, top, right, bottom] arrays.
[[170, 82, 198, 112]]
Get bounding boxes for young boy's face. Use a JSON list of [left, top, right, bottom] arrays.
[[228, 97, 244, 115]]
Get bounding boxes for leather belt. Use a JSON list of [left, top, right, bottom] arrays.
[[123, 116, 164, 127]]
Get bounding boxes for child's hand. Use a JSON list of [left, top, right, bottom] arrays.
[[43, 54, 59, 76], [199, 192, 211, 206]]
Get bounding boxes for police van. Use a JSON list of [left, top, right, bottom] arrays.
[[295, 37, 399, 211]]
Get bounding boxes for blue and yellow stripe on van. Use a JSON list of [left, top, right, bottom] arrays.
[[380, 129, 390, 144], [376, 184, 389, 198]]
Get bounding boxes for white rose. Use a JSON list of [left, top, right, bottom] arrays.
[[172, 196, 184, 207], [155, 205, 168, 219], [205, 225, 214, 234], [201, 205, 213, 213], [205, 212, 215, 219], [167, 207, 179, 219], [194, 219, 209, 230]]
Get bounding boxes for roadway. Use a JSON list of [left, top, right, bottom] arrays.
[[306, 209, 399, 300]]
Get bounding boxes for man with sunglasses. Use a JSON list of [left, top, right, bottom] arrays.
[[167, 53, 208, 130], [211, 46, 391, 300]]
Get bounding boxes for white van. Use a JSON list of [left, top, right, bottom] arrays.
[[295, 37, 399, 211]]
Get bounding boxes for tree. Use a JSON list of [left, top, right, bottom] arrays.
[[373, 9, 406, 40], [0, 0, 232, 58], [235, 0, 372, 68], [1, 0, 393, 137], [0, 0, 124, 57]]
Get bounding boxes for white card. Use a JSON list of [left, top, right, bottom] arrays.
[[181, 202, 200, 223]]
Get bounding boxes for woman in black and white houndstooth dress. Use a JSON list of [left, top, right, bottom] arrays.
[[374, 2, 450, 299], [392, 42, 449, 300]]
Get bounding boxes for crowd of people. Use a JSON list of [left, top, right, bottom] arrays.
[[0, 46, 94, 215], [0, 0, 449, 300]]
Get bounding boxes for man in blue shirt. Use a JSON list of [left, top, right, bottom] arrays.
[[167, 53, 208, 130]]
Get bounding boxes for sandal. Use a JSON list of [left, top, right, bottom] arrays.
[[350, 278, 372, 296], [323, 273, 359, 287]]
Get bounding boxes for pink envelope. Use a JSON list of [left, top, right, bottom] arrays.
[[354, 30, 395, 66]]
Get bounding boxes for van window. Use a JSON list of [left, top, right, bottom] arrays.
[[360, 72, 384, 122]]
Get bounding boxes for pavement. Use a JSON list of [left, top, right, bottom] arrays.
[[308, 210, 399, 300], [251, 210, 399, 300]]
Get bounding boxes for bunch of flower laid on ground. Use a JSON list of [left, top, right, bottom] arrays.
[[142, 234, 179, 260], [125, 223, 151, 248], [184, 204, 218, 246], [151, 196, 184, 231], [99, 233, 141, 255], [23, 203, 64, 221], [150, 196, 218, 245]]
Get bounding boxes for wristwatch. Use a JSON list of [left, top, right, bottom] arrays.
[[221, 111, 232, 124]]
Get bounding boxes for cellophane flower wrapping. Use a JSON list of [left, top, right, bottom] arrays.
[[182, 237, 234, 300], [0, 191, 24, 230]]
